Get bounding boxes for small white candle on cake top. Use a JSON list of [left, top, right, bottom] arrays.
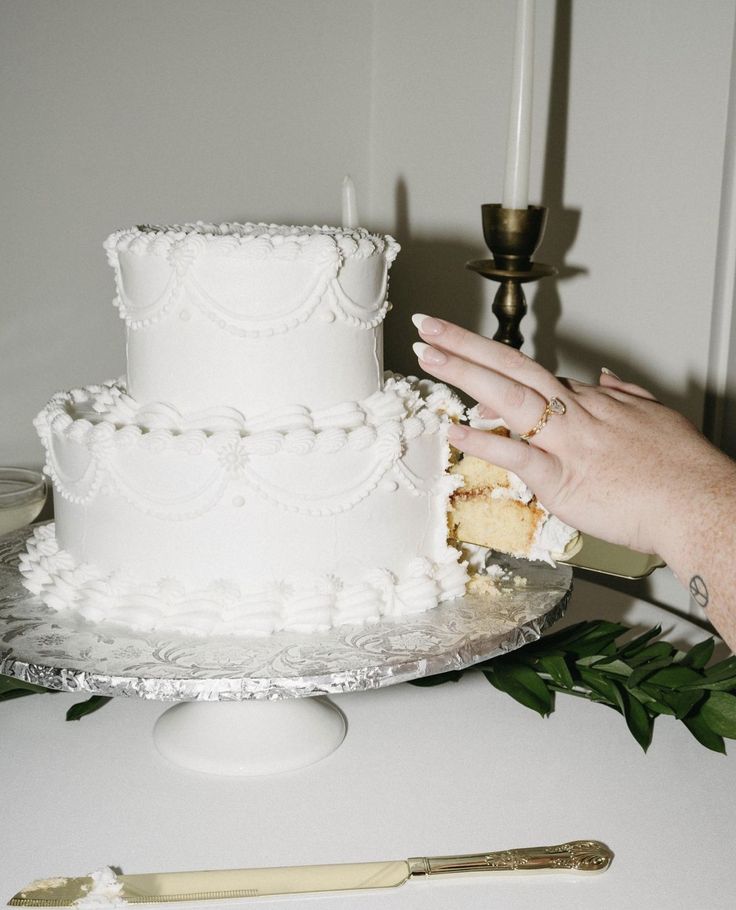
[[502, 0, 535, 210], [341, 174, 359, 229]]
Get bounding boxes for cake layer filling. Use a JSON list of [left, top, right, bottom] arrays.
[[448, 406, 578, 563], [106, 223, 399, 413]]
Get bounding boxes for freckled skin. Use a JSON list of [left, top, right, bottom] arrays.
[[412, 316, 736, 652]]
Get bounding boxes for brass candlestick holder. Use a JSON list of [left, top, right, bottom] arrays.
[[466, 204, 556, 350]]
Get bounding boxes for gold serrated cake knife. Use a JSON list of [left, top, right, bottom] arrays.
[[9, 840, 613, 906]]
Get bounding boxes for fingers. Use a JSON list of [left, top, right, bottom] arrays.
[[599, 369, 658, 402], [414, 341, 554, 439], [448, 424, 561, 493], [412, 314, 564, 399], [472, 403, 502, 423]]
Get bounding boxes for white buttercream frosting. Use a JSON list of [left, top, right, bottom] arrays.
[[20, 524, 468, 637], [33, 375, 463, 525], [104, 222, 399, 334], [74, 868, 126, 908]]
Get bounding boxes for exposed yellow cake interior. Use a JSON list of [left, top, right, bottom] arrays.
[[447, 425, 556, 559], [449, 485, 545, 555]]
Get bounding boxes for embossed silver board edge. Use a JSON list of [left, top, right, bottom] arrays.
[[0, 526, 571, 701]]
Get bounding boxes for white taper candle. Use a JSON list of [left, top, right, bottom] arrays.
[[341, 175, 359, 228], [502, 0, 535, 210]]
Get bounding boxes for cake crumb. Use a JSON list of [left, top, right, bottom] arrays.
[[467, 574, 501, 597]]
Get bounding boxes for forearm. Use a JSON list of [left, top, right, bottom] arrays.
[[656, 454, 736, 652]]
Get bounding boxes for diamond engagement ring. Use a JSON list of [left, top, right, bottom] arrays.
[[520, 397, 566, 441]]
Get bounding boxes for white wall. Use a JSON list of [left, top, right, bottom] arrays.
[[2, 0, 735, 611], [1, 0, 373, 466], [367, 0, 735, 611]]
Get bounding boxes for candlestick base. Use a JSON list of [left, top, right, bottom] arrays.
[[466, 204, 555, 350]]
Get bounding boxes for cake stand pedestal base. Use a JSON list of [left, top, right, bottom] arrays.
[[153, 697, 346, 776], [1, 526, 573, 777]]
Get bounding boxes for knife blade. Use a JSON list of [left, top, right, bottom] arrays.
[[9, 840, 613, 905]]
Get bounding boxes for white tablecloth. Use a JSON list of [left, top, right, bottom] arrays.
[[3, 578, 734, 909]]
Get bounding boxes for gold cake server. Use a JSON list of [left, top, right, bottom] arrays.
[[9, 840, 613, 905], [459, 527, 665, 580], [557, 532, 665, 579]]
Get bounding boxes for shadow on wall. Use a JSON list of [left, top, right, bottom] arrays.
[[380, 178, 488, 381], [383, 0, 585, 380], [533, 0, 580, 375]]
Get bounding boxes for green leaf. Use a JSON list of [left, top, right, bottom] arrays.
[[569, 630, 629, 658], [643, 686, 703, 720], [538, 621, 629, 657], [483, 661, 553, 717], [537, 654, 575, 689], [626, 686, 676, 716], [620, 625, 662, 659], [645, 666, 704, 689], [700, 692, 736, 739], [620, 688, 654, 752], [0, 675, 51, 695], [626, 642, 676, 667], [589, 658, 632, 678], [682, 677, 736, 692], [577, 668, 619, 706], [66, 696, 112, 722], [679, 638, 715, 669], [576, 654, 609, 668], [627, 658, 679, 690], [704, 656, 736, 682], [683, 711, 727, 754], [410, 670, 464, 687]]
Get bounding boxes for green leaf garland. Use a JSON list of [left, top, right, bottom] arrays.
[[413, 620, 735, 753], [1, 621, 734, 753]]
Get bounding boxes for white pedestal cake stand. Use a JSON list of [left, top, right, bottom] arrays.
[[0, 527, 572, 776]]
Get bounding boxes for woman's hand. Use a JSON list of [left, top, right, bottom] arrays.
[[411, 314, 736, 648], [411, 313, 735, 562]]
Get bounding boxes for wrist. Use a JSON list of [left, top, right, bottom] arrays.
[[654, 450, 736, 583]]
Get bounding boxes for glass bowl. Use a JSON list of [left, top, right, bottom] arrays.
[[0, 468, 47, 536]]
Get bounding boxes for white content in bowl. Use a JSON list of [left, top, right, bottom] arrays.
[[0, 467, 46, 535]]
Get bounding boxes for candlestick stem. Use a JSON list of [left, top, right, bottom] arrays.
[[466, 204, 555, 350]]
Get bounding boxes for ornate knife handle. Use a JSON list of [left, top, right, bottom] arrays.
[[408, 840, 613, 876]]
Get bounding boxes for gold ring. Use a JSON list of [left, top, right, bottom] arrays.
[[520, 397, 566, 441]]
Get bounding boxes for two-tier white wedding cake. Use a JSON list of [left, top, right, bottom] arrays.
[[20, 223, 470, 636]]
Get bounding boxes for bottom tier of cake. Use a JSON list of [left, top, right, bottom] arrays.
[[20, 376, 469, 636]]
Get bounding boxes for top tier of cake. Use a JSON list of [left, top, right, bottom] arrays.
[[104, 222, 400, 416]]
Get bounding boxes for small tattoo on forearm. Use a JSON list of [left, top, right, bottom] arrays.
[[689, 575, 709, 608]]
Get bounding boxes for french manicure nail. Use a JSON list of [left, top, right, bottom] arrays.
[[413, 341, 447, 365], [447, 423, 468, 441], [601, 367, 621, 379], [411, 313, 444, 336]]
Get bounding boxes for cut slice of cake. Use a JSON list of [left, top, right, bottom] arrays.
[[447, 417, 579, 564]]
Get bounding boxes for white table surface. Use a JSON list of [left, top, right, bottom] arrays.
[[2, 577, 734, 910]]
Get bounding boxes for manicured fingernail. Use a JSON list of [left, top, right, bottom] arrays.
[[475, 404, 497, 419], [413, 341, 447, 365], [411, 313, 444, 336], [447, 423, 469, 442], [601, 367, 621, 379]]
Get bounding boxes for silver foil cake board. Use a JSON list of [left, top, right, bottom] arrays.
[[0, 526, 572, 702]]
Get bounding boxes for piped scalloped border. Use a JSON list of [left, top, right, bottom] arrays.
[[106, 222, 400, 263], [19, 523, 469, 638], [35, 377, 465, 518], [104, 222, 400, 334]]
